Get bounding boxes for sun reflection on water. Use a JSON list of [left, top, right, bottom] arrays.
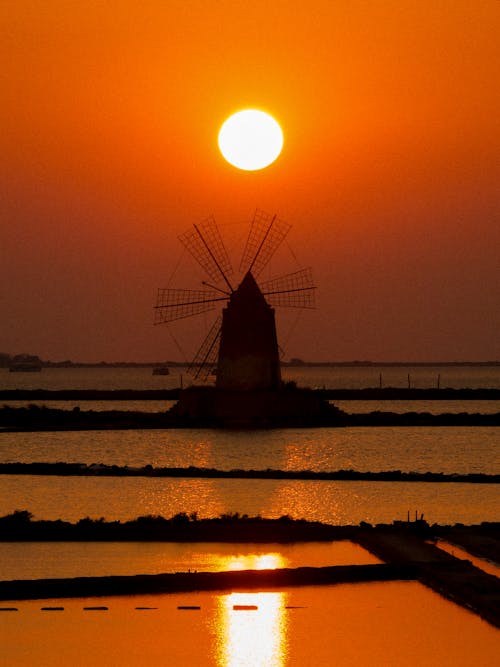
[[217, 591, 287, 667], [216, 553, 288, 666], [225, 553, 285, 571]]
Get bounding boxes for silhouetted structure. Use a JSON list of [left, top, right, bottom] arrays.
[[217, 271, 281, 391], [154, 211, 332, 424]]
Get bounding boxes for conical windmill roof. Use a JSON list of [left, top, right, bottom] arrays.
[[229, 271, 269, 309]]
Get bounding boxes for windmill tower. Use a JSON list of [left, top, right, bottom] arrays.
[[154, 210, 325, 423]]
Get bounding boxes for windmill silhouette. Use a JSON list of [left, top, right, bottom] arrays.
[[154, 210, 316, 393]]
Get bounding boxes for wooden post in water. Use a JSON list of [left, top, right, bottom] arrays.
[[407, 373, 411, 389], [437, 374, 440, 389]]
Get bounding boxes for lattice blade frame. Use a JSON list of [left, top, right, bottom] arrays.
[[154, 289, 223, 324], [187, 316, 222, 381], [260, 267, 316, 308], [178, 216, 233, 288], [239, 209, 291, 278]]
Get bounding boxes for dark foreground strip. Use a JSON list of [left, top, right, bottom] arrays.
[[1, 559, 498, 628], [135, 606, 158, 610], [1, 462, 497, 483], [357, 531, 500, 629], [177, 605, 201, 610], [0, 564, 414, 603]]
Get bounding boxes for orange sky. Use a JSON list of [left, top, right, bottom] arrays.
[[1, 0, 499, 362]]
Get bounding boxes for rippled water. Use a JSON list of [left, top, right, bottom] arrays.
[[1, 475, 497, 526], [1, 426, 498, 474]]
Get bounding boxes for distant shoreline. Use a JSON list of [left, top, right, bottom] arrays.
[[2, 360, 499, 369]]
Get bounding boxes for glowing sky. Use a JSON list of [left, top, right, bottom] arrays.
[[1, 1, 499, 362]]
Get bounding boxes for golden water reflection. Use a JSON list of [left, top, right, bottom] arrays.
[[3, 583, 500, 665], [217, 592, 287, 667], [216, 553, 287, 667], [225, 552, 283, 571]]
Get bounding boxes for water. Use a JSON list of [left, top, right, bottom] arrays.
[[1, 365, 498, 653], [0, 366, 498, 526], [432, 540, 500, 578], [283, 365, 500, 390], [1, 426, 498, 473], [2, 475, 497, 525], [2, 583, 498, 666], [0, 541, 381, 580], [1, 364, 499, 391], [0, 367, 185, 392]]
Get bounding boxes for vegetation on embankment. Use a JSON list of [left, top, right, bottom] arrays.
[[1, 511, 498, 554], [0, 511, 356, 542], [1, 403, 499, 430], [1, 462, 498, 484]]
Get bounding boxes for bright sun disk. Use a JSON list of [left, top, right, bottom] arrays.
[[218, 109, 283, 171]]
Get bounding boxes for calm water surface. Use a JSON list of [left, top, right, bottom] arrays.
[[0, 541, 381, 581], [2, 364, 500, 391], [2, 582, 498, 666]]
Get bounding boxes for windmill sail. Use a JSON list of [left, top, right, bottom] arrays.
[[188, 316, 222, 381], [260, 268, 316, 308], [178, 216, 233, 290], [154, 288, 225, 324], [239, 209, 291, 278]]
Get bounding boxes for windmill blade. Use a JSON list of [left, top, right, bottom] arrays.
[[154, 289, 226, 324], [178, 216, 233, 290], [187, 316, 222, 381], [260, 267, 316, 308], [239, 209, 291, 278]]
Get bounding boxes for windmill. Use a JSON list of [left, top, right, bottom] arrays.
[[154, 210, 316, 394]]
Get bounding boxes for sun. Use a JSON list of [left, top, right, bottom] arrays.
[[218, 109, 284, 171]]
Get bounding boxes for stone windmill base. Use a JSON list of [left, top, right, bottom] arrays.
[[172, 385, 342, 427]]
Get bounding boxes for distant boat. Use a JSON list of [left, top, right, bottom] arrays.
[[152, 366, 170, 375], [9, 362, 42, 372]]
